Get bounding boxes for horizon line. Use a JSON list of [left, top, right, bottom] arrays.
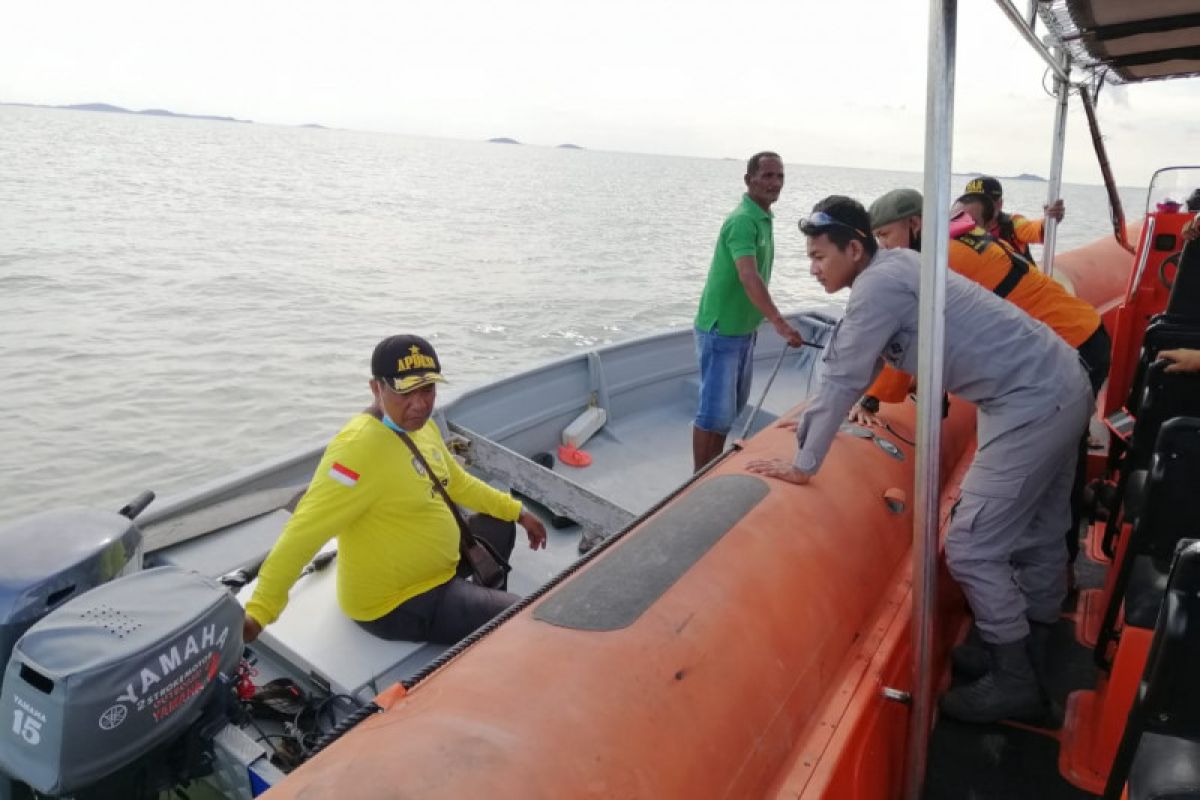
[[1, 98, 1135, 190]]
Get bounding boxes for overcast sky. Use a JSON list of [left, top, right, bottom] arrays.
[[3, 0, 1197, 185]]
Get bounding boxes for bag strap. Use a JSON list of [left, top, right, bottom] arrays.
[[386, 423, 477, 552], [956, 230, 1030, 299], [991, 246, 1031, 299]]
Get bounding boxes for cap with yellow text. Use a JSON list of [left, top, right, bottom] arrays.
[[962, 176, 1003, 200], [371, 334, 445, 393]]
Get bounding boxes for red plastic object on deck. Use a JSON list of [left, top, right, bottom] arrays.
[[557, 444, 592, 467]]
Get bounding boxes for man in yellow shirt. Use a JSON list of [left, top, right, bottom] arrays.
[[242, 335, 547, 645]]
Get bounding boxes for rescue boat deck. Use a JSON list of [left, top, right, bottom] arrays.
[[924, 552, 1106, 799]]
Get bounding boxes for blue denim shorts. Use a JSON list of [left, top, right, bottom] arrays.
[[694, 327, 756, 434]]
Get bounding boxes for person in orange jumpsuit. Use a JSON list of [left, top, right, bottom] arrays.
[[961, 175, 1064, 264], [856, 188, 1108, 419]]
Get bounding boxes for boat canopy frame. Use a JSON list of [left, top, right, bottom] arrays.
[[995, 0, 1200, 260], [1038, 0, 1200, 84]]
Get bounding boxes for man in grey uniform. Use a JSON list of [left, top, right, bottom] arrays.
[[747, 196, 1092, 723]]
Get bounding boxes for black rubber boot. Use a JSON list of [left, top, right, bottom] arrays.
[[950, 627, 989, 681], [1026, 621, 1053, 684], [939, 638, 1045, 724], [952, 620, 1060, 683], [1026, 620, 1063, 727]]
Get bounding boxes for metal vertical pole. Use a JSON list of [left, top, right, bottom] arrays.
[[1043, 47, 1070, 276], [906, 1, 955, 798]]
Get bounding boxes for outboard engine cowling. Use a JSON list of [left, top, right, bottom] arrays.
[[0, 507, 144, 669], [0, 566, 243, 796]]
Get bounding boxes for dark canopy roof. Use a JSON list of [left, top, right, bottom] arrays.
[[1040, 0, 1200, 83]]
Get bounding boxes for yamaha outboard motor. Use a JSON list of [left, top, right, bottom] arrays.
[[0, 493, 151, 674], [0, 566, 244, 798]]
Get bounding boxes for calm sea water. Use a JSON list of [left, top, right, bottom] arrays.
[[0, 105, 1147, 523]]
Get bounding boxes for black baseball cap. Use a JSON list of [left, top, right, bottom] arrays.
[[371, 335, 445, 393], [962, 176, 1003, 200]]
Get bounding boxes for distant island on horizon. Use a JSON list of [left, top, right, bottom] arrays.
[[962, 170, 1047, 182], [486, 137, 586, 150], [2, 101, 337, 131], [3, 101, 252, 124]]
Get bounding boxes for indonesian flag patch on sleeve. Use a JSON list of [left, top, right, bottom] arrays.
[[328, 462, 360, 488]]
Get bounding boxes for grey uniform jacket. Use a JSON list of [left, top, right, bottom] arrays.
[[793, 247, 1090, 474]]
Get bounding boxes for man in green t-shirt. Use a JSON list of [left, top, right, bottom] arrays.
[[692, 151, 803, 471]]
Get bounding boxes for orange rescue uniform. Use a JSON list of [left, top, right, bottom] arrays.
[[863, 227, 1100, 400], [992, 213, 1045, 261]]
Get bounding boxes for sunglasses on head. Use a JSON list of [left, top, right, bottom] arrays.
[[798, 211, 869, 239]]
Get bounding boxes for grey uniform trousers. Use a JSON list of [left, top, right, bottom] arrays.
[[945, 387, 1093, 645]]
